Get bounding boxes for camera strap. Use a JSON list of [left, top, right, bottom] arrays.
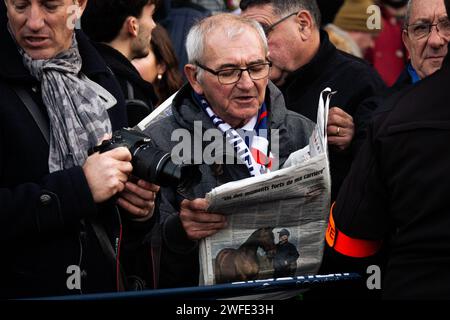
[[90, 216, 127, 292], [12, 86, 50, 144]]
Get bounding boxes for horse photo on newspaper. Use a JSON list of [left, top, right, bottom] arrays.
[[214, 227, 276, 284]]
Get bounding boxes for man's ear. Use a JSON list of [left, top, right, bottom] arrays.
[[296, 10, 313, 41], [184, 64, 204, 95], [125, 16, 139, 38]]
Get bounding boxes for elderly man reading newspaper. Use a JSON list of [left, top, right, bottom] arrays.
[[144, 13, 320, 291]]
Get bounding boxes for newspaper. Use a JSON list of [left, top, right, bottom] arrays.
[[134, 91, 177, 131], [200, 88, 335, 286]]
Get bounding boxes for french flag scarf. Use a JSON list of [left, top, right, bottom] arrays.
[[194, 92, 273, 176]]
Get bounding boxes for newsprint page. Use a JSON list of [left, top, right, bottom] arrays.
[[199, 88, 335, 287]]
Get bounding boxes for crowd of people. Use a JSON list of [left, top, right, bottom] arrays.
[[1, 0, 450, 300]]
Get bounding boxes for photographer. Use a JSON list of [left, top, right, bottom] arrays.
[[0, 0, 158, 298]]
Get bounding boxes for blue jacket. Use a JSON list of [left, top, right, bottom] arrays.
[[160, 0, 211, 73]]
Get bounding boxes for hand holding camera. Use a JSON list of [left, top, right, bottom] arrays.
[[117, 179, 160, 220], [83, 146, 133, 203], [90, 128, 201, 200]]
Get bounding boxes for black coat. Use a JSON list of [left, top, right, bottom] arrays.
[[280, 30, 386, 200], [0, 28, 129, 298], [332, 49, 450, 299], [92, 43, 157, 127], [353, 67, 413, 153]]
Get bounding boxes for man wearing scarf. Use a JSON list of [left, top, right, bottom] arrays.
[[145, 13, 315, 288], [0, 0, 159, 298]]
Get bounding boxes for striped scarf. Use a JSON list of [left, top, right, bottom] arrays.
[[194, 93, 273, 176]]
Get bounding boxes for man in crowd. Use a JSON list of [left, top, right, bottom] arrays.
[[240, 0, 386, 200], [354, 0, 450, 150], [82, 0, 159, 127], [403, 0, 450, 80], [327, 0, 450, 300], [144, 13, 315, 287], [0, 0, 158, 298]]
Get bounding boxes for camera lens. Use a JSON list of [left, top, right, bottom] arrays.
[[131, 145, 174, 186], [131, 144, 201, 197]]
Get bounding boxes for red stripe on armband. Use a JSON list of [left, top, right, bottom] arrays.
[[326, 202, 382, 258]]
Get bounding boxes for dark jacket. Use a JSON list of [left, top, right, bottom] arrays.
[[144, 82, 315, 288], [92, 43, 157, 127], [0, 28, 142, 298], [280, 30, 386, 200], [331, 50, 450, 299], [353, 67, 413, 153]]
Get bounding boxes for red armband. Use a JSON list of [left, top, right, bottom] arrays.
[[326, 202, 382, 258]]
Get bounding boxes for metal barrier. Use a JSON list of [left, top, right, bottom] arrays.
[[37, 273, 361, 300]]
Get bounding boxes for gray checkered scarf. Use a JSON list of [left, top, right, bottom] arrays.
[[19, 34, 115, 172]]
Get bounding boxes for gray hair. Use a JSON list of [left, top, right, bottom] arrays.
[[185, 13, 268, 78], [404, 0, 413, 27], [240, 0, 321, 27]]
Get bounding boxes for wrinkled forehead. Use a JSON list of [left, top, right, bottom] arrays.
[[202, 25, 266, 61], [410, 0, 448, 23]]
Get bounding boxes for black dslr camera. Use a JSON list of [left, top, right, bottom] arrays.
[[90, 128, 200, 198]]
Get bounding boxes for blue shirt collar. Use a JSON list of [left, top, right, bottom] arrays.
[[407, 63, 421, 84]]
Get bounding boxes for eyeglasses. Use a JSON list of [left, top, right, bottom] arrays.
[[260, 12, 298, 36], [406, 19, 450, 40], [195, 61, 272, 85]]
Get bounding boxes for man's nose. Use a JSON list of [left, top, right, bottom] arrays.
[[236, 70, 254, 88], [26, 5, 45, 31], [428, 26, 446, 48]]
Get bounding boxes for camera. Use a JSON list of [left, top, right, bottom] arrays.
[[90, 128, 200, 197]]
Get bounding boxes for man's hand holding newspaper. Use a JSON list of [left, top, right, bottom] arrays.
[[179, 198, 227, 240]]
